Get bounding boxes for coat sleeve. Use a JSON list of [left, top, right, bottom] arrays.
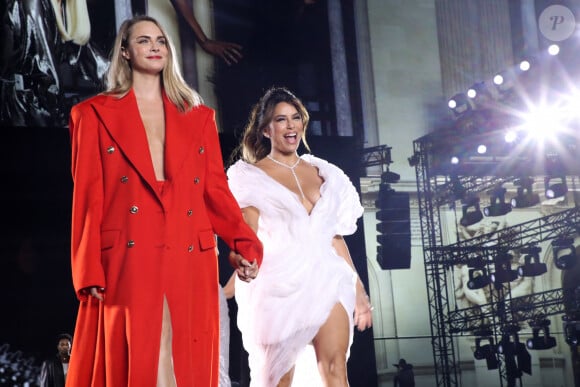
[[69, 102, 106, 300], [200, 109, 263, 266]]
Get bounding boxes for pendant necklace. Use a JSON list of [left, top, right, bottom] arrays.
[[267, 155, 305, 200]]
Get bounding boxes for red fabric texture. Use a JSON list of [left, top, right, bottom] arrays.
[[66, 90, 262, 386]]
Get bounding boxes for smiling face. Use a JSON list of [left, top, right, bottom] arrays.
[[121, 20, 168, 76], [264, 102, 304, 156]]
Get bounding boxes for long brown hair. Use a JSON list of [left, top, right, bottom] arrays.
[[105, 15, 202, 111], [237, 87, 310, 164]]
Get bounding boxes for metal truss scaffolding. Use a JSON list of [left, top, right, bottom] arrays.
[[412, 129, 580, 387]]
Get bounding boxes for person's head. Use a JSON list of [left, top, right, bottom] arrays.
[[106, 15, 201, 111], [239, 87, 310, 163], [56, 333, 72, 356]]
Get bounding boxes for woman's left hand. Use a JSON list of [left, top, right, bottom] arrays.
[[354, 285, 373, 331]]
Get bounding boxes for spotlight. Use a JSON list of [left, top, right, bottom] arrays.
[[563, 319, 580, 347], [504, 130, 518, 143], [526, 320, 556, 350], [466, 81, 494, 108], [548, 44, 560, 56], [544, 176, 567, 199], [450, 175, 466, 200], [519, 59, 531, 72], [448, 93, 472, 116], [473, 337, 498, 370], [490, 253, 517, 286], [517, 246, 547, 277], [552, 238, 576, 270], [477, 144, 487, 154], [467, 268, 491, 290], [483, 186, 511, 217], [460, 195, 483, 227], [380, 170, 401, 184], [511, 177, 539, 208], [498, 330, 532, 377]]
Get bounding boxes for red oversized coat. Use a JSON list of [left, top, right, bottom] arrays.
[[66, 90, 262, 386]]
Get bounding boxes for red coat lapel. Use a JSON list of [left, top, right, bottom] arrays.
[[90, 90, 159, 193], [163, 94, 204, 184]]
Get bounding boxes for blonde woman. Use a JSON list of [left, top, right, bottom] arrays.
[[66, 15, 262, 387]]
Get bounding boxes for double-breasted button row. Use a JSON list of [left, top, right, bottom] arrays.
[[194, 177, 200, 184], [187, 209, 193, 216], [188, 245, 194, 252], [199, 146, 205, 154], [127, 240, 135, 248], [107, 146, 115, 154], [130, 205, 139, 214]]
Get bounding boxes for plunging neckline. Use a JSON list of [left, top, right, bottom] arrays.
[[251, 156, 325, 216]]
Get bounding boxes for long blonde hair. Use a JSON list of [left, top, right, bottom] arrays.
[[238, 87, 310, 164], [105, 15, 202, 111]]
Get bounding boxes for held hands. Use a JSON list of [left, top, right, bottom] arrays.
[[200, 39, 243, 65], [229, 251, 259, 282], [354, 283, 373, 331]]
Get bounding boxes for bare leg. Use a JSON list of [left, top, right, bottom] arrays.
[[312, 303, 350, 387], [157, 297, 177, 387], [276, 366, 295, 387]]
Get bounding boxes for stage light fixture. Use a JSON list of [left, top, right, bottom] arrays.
[[466, 81, 494, 107], [526, 320, 556, 350], [504, 130, 518, 143], [448, 93, 472, 116], [563, 319, 580, 347], [467, 268, 491, 290], [511, 177, 539, 208], [544, 176, 567, 199], [483, 186, 512, 217], [460, 195, 483, 227], [519, 59, 531, 72], [552, 238, 576, 270], [498, 329, 532, 378], [473, 337, 498, 370], [490, 253, 518, 286], [517, 246, 546, 277], [548, 44, 560, 56]]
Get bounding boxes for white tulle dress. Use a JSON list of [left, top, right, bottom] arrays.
[[227, 154, 364, 386]]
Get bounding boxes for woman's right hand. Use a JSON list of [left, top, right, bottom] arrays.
[[86, 287, 105, 301]]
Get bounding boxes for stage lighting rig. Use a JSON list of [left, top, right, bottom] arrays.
[[517, 246, 547, 277], [563, 317, 580, 347], [552, 238, 576, 270], [490, 252, 518, 287], [511, 177, 539, 208], [448, 93, 472, 117], [526, 319, 556, 350], [544, 176, 567, 199], [460, 195, 483, 227], [467, 268, 491, 290], [483, 186, 512, 217], [473, 337, 498, 370]]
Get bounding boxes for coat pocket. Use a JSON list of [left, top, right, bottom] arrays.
[[198, 229, 216, 251], [101, 229, 120, 251]]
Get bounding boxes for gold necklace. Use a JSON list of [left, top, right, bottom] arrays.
[[267, 155, 305, 200]]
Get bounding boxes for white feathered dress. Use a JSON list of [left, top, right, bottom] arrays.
[[227, 154, 364, 386]]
